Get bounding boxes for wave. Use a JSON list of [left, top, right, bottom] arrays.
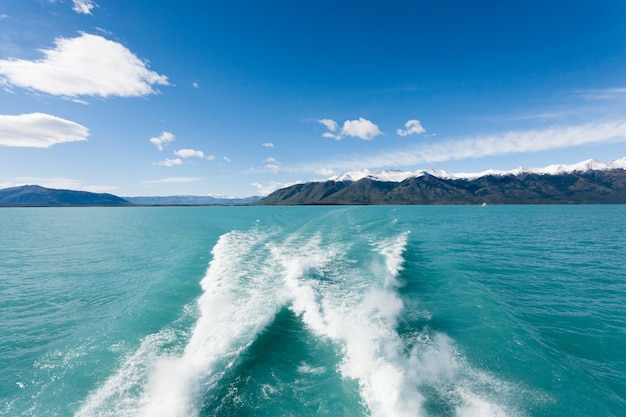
[[271, 230, 520, 416], [77, 223, 521, 416], [76, 229, 287, 417]]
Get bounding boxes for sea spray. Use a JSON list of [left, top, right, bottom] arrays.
[[77, 229, 288, 417], [273, 230, 517, 416], [75, 328, 183, 417], [270, 231, 427, 415]]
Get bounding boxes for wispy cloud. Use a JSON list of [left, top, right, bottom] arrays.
[[251, 180, 301, 196], [144, 177, 201, 184], [397, 119, 426, 136], [154, 158, 183, 167], [318, 117, 382, 140], [13, 176, 116, 193], [72, 0, 96, 15], [14, 176, 82, 190], [95, 27, 113, 36], [150, 131, 175, 151], [262, 157, 281, 174], [318, 119, 338, 133], [315, 168, 337, 177], [0, 33, 169, 98], [479, 111, 575, 122], [575, 87, 626, 101], [299, 119, 626, 173], [261, 142, 274, 148], [0, 112, 88, 148], [224, 156, 232, 163]]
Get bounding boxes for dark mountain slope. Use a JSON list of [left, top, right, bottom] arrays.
[[0, 185, 130, 206], [257, 169, 626, 205]]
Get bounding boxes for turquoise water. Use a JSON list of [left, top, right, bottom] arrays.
[[1, 205, 624, 416]]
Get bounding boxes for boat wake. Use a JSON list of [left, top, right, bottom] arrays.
[[77, 224, 521, 417]]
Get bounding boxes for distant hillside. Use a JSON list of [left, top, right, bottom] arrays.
[[0, 185, 130, 206], [124, 195, 261, 205], [257, 161, 626, 205]]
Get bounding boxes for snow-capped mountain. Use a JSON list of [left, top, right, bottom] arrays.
[[259, 156, 626, 205], [327, 157, 626, 183]]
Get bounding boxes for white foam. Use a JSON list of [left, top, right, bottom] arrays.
[[455, 388, 511, 417], [140, 230, 288, 416], [77, 226, 522, 417], [270, 233, 337, 338], [77, 229, 288, 417], [267, 232, 419, 415], [76, 329, 180, 417], [269, 231, 520, 417], [297, 362, 327, 374], [376, 232, 410, 287]]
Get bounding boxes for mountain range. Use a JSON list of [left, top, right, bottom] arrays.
[[257, 157, 626, 205], [0, 186, 260, 207], [0, 185, 130, 206], [123, 195, 261, 205], [3, 158, 626, 206]]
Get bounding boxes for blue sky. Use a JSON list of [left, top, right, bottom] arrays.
[[2, 1, 626, 196]]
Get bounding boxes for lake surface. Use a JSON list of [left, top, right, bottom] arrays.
[[1, 205, 625, 416]]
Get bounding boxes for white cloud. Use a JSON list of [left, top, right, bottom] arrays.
[[0, 112, 88, 148], [315, 168, 337, 177], [224, 156, 232, 163], [0, 32, 169, 98], [318, 118, 339, 132], [150, 131, 175, 151], [72, 0, 96, 14], [154, 158, 183, 167], [172, 148, 215, 160], [0, 182, 19, 189], [403, 120, 626, 164], [0, 14, 8, 20], [265, 165, 281, 174], [251, 180, 301, 196], [318, 117, 382, 140], [262, 158, 281, 174], [174, 148, 206, 159], [322, 132, 341, 140], [299, 119, 626, 173], [82, 184, 118, 193], [342, 118, 382, 140], [192, 82, 199, 88], [262, 142, 275, 148], [318, 118, 341, 139], [244, 158, 285, 175], [397, 119, 426, 136]]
